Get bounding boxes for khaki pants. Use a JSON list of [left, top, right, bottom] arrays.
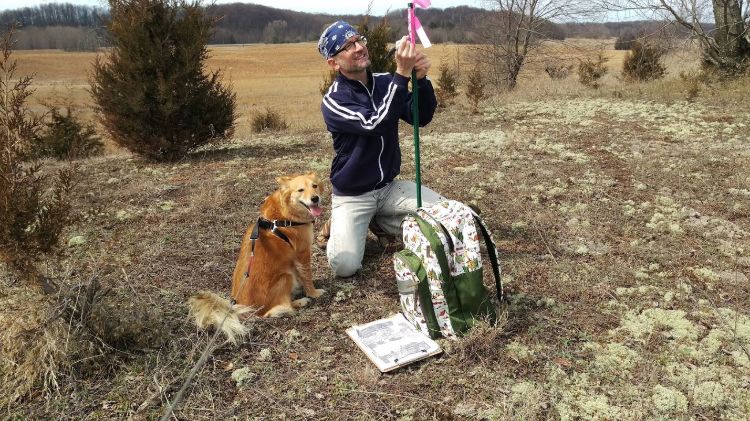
[[326, 180, 445, 277]]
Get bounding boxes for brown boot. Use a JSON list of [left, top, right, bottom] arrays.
[[369, 220, 399, 249]]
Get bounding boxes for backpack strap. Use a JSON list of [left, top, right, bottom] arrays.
[[471, 213, 504, 301], [417, 210, 455, 253]]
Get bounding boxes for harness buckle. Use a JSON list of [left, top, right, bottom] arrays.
[[272, 220, 292, 229]]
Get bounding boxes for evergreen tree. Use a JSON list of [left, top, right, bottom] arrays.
[[465, 63, 485, 114], [435, 58, 459, 108], [90, 0, 236, 161], [357, 15, 396, 74]]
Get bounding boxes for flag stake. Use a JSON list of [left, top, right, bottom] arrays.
[[408, 2, 422, 207]]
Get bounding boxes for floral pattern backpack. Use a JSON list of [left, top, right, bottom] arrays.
[[393, 200, 503, 339]]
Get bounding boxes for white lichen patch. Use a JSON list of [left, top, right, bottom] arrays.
[[586, 342, 641, 379], [551, 369, 629, 421], [728, 188, 750, 197], [692, 380, 726, 409], [422, 130, 508, 159], [622, 201, 638, 217], [616, 308, 700, 342], [115, 210, 132, 221], [67, 235, 86, 247], [528, 136, 590, 163], [717, 239, 745, 258], [452, 163, 480, 173], [615, 285, 658, 297], [634, 267, 650, 280], [691, 267, 720, 282], [651, 384, 688, 414], [158, 201, 175, 212], [506, 341, 534, 362], [717, 270, 749, 284]]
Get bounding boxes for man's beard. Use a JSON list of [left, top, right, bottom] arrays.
[[338, 55, 371, 73]]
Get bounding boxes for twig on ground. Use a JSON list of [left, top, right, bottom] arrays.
[[341, 388, 447, 407], [531, 222, 559, 265]]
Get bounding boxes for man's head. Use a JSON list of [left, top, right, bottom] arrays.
[[318, 20, 370, 76]]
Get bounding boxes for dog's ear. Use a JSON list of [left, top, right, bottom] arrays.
[[276, 176, 293, 188]]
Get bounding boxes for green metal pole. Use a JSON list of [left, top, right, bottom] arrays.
[[409, 2, 422, 208], [412, 68, 421, 208]]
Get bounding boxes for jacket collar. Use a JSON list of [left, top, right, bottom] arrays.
[[336, 69, 373, 95]]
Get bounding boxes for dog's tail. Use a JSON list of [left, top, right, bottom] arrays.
[[188, 291, 253, 344]]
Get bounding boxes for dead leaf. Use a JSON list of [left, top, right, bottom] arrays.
[[553, 357, 572, 368]]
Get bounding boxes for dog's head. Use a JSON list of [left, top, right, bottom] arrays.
[[277, 172, 325, 219]]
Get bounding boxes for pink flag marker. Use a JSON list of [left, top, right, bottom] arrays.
[[408, 2, 431, 48]]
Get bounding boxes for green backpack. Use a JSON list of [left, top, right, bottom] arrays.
[[393, 200, 503, 339]]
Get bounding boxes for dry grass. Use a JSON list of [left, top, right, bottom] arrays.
[[3, 40, 750, 419], [0, 285, 67, 406]]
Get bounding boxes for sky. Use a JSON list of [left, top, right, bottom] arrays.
[[0, 0, 487, 15]]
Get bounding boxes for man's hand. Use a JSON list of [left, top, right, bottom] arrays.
[[394, 36, 417, 78], [414, 52, 431, 80]]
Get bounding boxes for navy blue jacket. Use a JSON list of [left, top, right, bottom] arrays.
[[321, 71, 437, 196]]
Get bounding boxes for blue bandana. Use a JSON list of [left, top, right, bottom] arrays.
[[318, 20, 360, 59]]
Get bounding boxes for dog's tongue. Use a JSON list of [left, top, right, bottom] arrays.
[[308, 205, 324, 218]]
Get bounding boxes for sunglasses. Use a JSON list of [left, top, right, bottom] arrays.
[[334, 36, 368, 56]]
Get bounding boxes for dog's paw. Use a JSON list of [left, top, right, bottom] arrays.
[[307, 288, 325, 298], [265, 305, 295, 318], [292, 297, 311, 308]]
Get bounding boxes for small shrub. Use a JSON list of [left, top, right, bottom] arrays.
[[614, 32, 637, 50], [0, 24, 74, 288], [578, 53, 609, 89], [251, 108, 288, 133], [622, 40, 666, 82], [465, 63, 486, 114], [436, 58, 459, 107], [34, 106, 103, 160], [679, 70, 702, 102], [544, 62, 573, 80], [0, 278, 166, 404], [454, 316, 507, 363], [0, 286, 69, 404]]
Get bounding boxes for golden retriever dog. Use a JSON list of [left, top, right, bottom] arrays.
[[189, 172, 325, 341]]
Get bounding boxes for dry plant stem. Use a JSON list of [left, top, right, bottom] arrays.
[[532, 222, 559, 265], [341, 388, 447, 407], [703, 290, 750, 362]]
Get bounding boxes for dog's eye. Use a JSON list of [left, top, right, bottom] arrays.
[[297, 188, 304, 193], [312, 184, 318, 189]]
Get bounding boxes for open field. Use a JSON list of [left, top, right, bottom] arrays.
[[18, 42, 477, 137], [4, 41, 750, 419]]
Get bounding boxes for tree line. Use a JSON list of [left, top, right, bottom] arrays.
[[0, 2, 688, 50]]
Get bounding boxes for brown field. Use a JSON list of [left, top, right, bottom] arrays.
[[17, 40, 636, 138], [3, 40, 750, 419]]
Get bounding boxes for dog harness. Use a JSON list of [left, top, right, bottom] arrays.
[[243, 217, 312, 278]]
